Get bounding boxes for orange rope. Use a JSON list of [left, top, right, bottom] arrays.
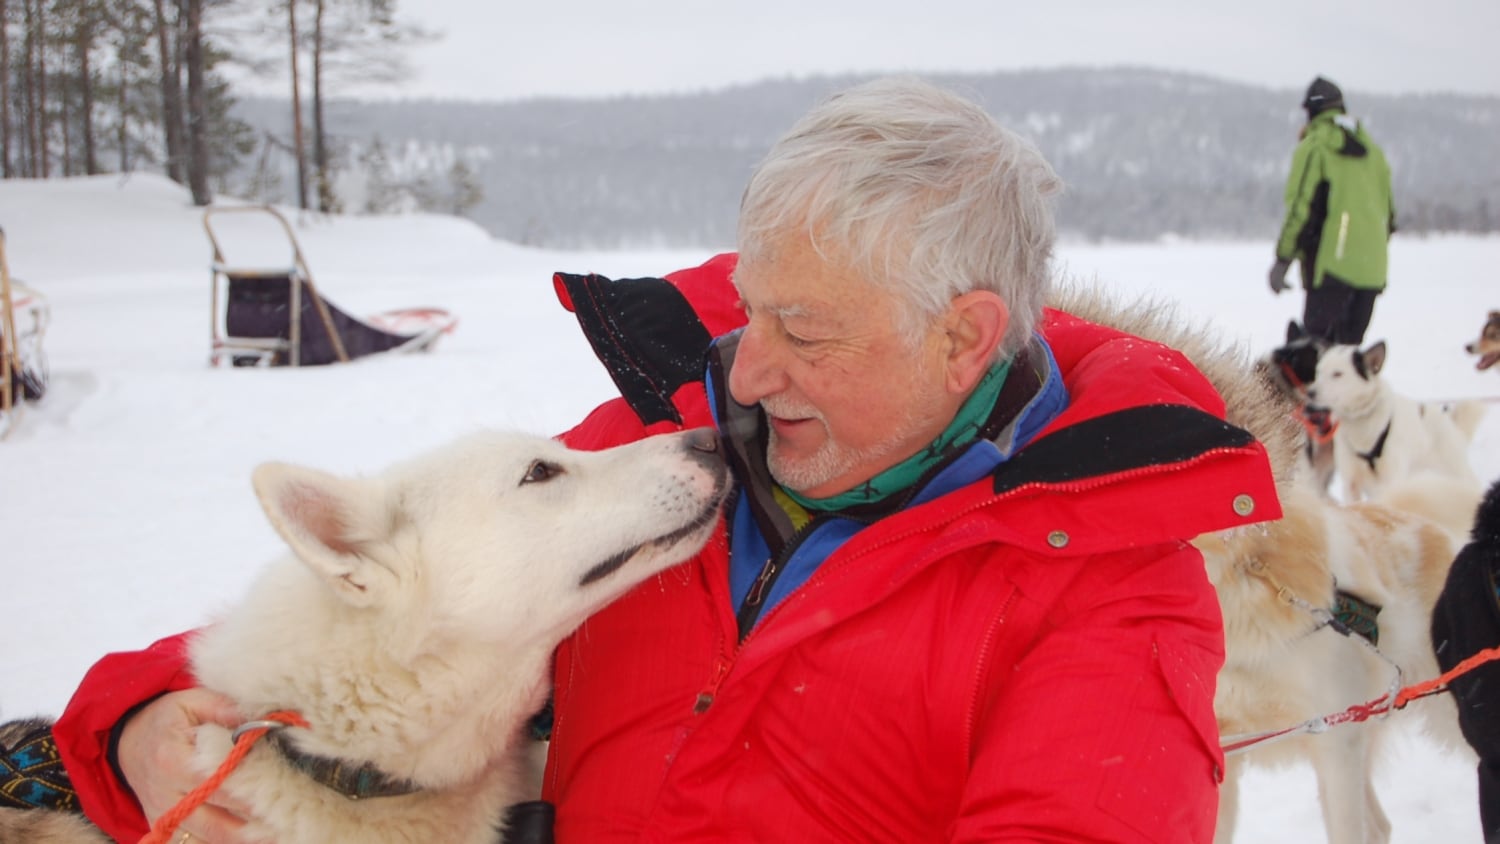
[[1224, 645, 1500, 754], [1395, 644, 1500, 708], [138, 710, 309, 844]]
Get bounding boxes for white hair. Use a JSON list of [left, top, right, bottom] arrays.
[[738, 76, 1063, 358]]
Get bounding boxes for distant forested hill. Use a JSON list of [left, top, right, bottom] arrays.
[[229, 68, 1499, 249]]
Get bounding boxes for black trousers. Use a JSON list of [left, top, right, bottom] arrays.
[[1300, 268, 1380, 345]]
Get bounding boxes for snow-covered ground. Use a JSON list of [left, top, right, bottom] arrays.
[[2, 174, 1495, 841]]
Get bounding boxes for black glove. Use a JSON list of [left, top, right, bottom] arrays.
[[1267, 259, 1292, 294], [500, 800, 555, 844]]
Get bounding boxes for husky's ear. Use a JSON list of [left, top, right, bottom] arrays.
[[252, 462, 397, 608], [1360, 340, 1387, 377], [1488, 310, 1500, 322], [1286, 320, 1306, 342]]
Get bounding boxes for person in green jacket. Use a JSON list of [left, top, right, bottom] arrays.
[[1268, 76, 1396, 345]]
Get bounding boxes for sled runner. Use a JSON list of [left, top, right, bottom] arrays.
[[1, 227, 49, 440], [204, 205, 457, 367]]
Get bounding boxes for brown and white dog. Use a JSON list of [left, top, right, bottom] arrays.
[[1465, 310, 1500, 373], [1198, 479, 1475, 844]]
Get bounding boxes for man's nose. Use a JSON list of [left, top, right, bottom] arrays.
[[728, 323, 784, 407]]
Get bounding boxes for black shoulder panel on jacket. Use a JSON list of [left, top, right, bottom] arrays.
[[1338, 127, 1369, 158], [993, 404, 1255, 494], [555, 272, 714, 426]]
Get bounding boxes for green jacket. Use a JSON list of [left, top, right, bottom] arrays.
[[1275, 110, 1396, 291]]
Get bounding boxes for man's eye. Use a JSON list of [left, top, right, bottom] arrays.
[[521, 460, 562, 485], [784, 327, 818, 348]]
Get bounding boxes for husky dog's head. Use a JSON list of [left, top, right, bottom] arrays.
[[247, 428, 731, 654], [1267, 320, 1330, 396], [1465, 310, 1500, 372], [180, 429, 730, 826], [1306, 340, 1387, 416]]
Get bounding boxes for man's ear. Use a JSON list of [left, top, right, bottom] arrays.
[[942, 290, 1009, 393], [252, 462, 398, 608]]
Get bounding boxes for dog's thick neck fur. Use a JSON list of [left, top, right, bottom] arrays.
[[1049, 283, 1302, 485], [190, 558, 550, 792]]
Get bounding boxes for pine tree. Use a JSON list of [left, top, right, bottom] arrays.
[[445, 156, 482, 216]]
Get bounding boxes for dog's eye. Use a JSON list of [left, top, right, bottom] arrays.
[[521, 460, 562, 485]]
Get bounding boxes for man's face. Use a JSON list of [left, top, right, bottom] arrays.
[[728, 236, 960, 499]]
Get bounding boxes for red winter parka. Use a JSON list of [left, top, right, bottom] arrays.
[[53, 253, 1279, 844], [543, 253, 1279, 842]]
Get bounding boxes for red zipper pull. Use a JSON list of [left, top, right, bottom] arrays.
[[693, 655, 733, 714]]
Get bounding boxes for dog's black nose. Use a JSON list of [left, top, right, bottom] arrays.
[[681, 428, 726, 476], [684, 427, 720, 455]]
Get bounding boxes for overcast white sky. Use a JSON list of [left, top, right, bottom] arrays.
[[354, 0, 1500, 102]]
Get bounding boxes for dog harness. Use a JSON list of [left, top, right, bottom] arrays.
[[1332, 588, 1382, 646], [1354, 418, 1392, 473]]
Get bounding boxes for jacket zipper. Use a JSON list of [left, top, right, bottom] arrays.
[[963, 590, 1017, 756], [736, 554, 785, 639], [733, 516, 839, 640], [704, 516, 838, 712], [693, 652, 733, 713]]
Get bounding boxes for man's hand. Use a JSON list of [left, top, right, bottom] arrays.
[[118, 689, 262, 843], [1267, 259, 1293, 294]]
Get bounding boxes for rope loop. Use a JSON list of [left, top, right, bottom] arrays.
[[137, 710, 309, 844]]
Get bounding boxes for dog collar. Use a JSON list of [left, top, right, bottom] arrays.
[[265, 729, 422, 800]]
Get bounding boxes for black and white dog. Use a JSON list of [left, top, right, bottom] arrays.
[[1259, 320, 1335, 493]]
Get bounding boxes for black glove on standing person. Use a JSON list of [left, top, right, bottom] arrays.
[[1267, 259, 1292, 294]]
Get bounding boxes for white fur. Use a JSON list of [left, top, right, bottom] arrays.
[[181, 428, 729, 844], [1307, 341, 1484, 502]]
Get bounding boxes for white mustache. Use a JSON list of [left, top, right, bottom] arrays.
[[759, 396, 824, 423]]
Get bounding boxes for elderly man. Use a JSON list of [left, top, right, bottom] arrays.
[[49, 78, 1277, 842]]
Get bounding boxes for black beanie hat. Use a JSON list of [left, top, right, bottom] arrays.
[[1302, 77, 1345, 117]]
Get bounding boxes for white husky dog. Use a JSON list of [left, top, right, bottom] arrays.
[[2, 427, 730, 844], [1306, 340, 1484, 502]]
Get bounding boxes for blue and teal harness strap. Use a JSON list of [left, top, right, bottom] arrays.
[[1332, 589, 1382, 646], [0, 720, 83, 811]]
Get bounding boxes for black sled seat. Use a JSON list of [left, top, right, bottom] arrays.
[[204, 205, 457, 367]]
